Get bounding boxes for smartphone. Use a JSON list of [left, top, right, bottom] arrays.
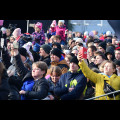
[[13, 41, 19, 49], [79, 47, 87, 59]]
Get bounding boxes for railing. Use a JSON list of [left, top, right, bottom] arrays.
[[85, 90, 120, 100]]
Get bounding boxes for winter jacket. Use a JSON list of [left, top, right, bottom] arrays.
[[32, 30, 45, 46], [54, 69, 87, 100], [0, 70, 10, 100], [29, 48, 40, 62], [21, 72, 49, 100], [46, 57, 69, 76], [46, 77, 59, 100], [40, 55, 51, 67], [13, 53, 49, 100], [79, 60, 120, 100], [51, 25, 67, 42]]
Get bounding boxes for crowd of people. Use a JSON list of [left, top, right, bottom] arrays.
[[0, 20, 120, 100]]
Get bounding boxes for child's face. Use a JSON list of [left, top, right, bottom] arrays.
[[58, 22, 63, 27], [35, 26, 40, 32], [51, 72, 60, 83], [54, 38, 61, 43]]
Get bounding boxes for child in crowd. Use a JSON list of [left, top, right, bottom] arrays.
[[32, 22, 45, 46]]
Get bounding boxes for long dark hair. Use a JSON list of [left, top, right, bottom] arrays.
[[0, 61, 5, 84]]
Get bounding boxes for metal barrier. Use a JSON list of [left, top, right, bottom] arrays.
[[85, 90, 120, 100]]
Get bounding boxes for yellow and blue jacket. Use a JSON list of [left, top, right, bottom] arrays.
[[54, 68, 87, 100]]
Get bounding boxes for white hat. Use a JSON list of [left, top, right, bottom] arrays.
[[106, 31, 112, 36], [84, 31, 89, 36], [58, 20, 65, 24], [76, 38, 83, 43]]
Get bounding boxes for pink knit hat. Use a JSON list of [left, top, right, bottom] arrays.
[[12, 28, 21, 38], [0, 20, 4, 26], [35, 22, 42, 30], [51, 20, 57, 27]]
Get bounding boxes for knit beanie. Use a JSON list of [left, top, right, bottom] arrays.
[[18, 47, 28, 58], [98, 41, 106, 50], [41, 44, 52, 54], [12, 28, 21, 38], [35, 22, 42, 30], [33, 43, 40, 52], [70, 56, 79, 66], [114, 60, 120, 66], [51, 20, 57, 27], [50, 48, 62, 58], [52, 42, 62, 51]]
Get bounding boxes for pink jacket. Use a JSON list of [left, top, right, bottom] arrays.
[[51, 25, 67, 41]]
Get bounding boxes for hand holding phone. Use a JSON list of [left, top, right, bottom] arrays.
[[79, 47, 87, 59]]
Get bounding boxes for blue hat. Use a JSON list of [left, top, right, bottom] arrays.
[[33, 43, 40, 52]]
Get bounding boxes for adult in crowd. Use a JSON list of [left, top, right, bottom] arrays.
[[12, 48, 49, 100], [46, 48, 69, 76], [78, 51, 120, 100], [54, 56, 87, 100], [39, 44, 52, 67]]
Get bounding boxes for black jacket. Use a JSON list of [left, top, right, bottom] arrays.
[[0, 70, 10, 100], [40, 55, 51, 67], [14, 54, 49, 100], [22, 72, 49, 100]]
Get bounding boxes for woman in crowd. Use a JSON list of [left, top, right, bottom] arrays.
[[78, 52, 120, 100]]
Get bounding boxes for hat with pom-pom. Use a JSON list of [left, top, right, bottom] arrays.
[[35, 22, 42, 30]]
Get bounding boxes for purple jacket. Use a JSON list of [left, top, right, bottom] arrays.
[[32, 29, 45, 45]]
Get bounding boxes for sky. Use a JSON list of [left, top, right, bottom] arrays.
[[70, 20, 115, 35]]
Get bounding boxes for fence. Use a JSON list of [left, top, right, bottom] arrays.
[[85, 90, 120, 100]]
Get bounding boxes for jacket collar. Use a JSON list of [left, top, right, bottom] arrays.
[[68, 68, 81, 74], [102, 74, 118, 81]]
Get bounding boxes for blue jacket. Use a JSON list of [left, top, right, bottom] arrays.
[[54, 69, 87, 100], [21, 79, 34, 100]]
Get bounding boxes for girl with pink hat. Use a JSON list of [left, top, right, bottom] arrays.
[[50, 20, 68, 46], [32, 22, 45, 46]]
